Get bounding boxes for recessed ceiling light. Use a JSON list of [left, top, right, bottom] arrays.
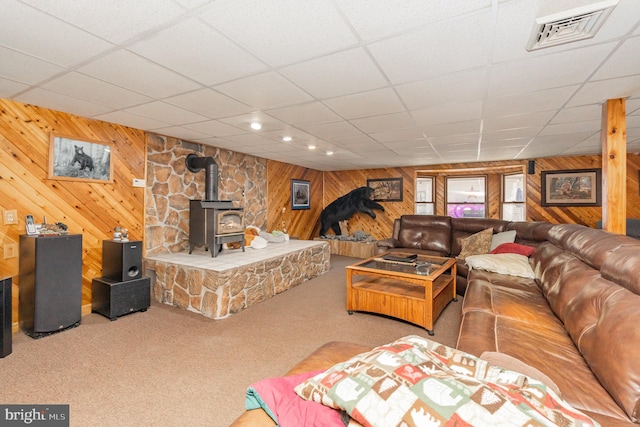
[[326, 151, 334, 156], [308, 144, 316, 150], [282, 136, 292, 142], [250, 122, 262, 130]]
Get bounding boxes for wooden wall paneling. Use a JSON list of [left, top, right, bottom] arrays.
[[266, 160, 323, 240], [0, 99, 146, 327]]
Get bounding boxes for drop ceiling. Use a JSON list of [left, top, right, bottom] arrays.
[[1, 0, 639, 171]]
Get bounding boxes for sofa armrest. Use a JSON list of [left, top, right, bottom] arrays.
[[377, 238, 401, 252]]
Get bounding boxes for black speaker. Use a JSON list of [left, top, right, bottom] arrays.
[[102, 240, 142, 282], [92, 277, 150, 320], [19, 234, 82, 338], [528, 160, 535, 175], [1, 277, 11, 358]]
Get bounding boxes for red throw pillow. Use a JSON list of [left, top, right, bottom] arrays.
[[490, 242, 535, 257]]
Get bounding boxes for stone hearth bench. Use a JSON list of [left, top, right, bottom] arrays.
[[144, 240, 330, 319]]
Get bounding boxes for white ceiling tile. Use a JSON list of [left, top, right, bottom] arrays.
[[15, 88, 113, 117], [95, 110, 175, 130], [0, 78, 29, 98], [482, 140, 529, 151], [265, 102, 342, 127], [322, 88, 405, 120], [489, 43, 617, 98], [21, 0, 186, 44], [427, 134, 479, 146], [593, 36, 640, 80], [219, 112, 287, 132], [0, 0, 112, 66], [485, 86, 578, 117], [423, 120, 482, 138], [0, 47, 65, 85], [567, 75, 640, 107], [478, 147, 525, 160], [128, 18, 267, 86], [124, 101, 209, 125], [482, 128, 540, 140], [42, 72, 152, 109], [412, 101, 483, 127], [588, 0, 640, 42], [337, 0, 492, 41], [78, 50, 202, 98], [151, 126, 210, 141], [199, 0, 358, 67], [539, 120, 601, 136], [483, 110, 556, 131], [350, 112, 416, 133], [214, 72, 314, 110], [280, 48, 388, 99], [368, 10, 493, 84], [371, 128, 425, 143], [551, 105, 602, 124], [164, 89, 253, 119], [396, 68, 489, 111], [182, 120, 246, 137], [301, 121, 366, 140]]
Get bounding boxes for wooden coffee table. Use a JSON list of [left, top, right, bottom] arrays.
[[346, 253, 457, 335]]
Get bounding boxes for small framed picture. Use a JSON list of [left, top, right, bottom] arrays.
[[367, 177, 403, 202], [291, 179, 310, 210], [48, 133, 113, 183]]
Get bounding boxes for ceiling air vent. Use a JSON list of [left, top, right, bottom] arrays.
[[526, 0, 619, 51]]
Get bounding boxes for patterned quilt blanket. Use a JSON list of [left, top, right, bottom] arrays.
[[294, 335, 600, 427]]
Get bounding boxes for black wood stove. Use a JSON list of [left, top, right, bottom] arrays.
[[186, 154, 245, 257]]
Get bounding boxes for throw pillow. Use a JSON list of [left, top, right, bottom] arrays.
[[457, 227, 493, 260], [489, 230, 517, 251], [294, 335, 597, 427], [465, 253, 535, 278], [490, 242, 535, 257], [479, 352, 561, 396]]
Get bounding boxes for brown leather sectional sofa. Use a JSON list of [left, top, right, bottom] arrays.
[[232, 216, 640, 426], [377, 214, 553, 295]]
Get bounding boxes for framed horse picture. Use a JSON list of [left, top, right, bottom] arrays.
[[48, 133, 113, 183]]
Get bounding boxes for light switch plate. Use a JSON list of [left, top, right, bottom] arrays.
[[132, 178, 145, 187]]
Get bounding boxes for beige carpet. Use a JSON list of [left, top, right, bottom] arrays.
[[0, 255, 461, 427]]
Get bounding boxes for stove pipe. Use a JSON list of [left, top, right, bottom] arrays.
[[186, 153, 218, 201]]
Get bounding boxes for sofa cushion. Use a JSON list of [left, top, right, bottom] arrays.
[[489, 230, 516, 251], [465, 253, 535, 278], [490, 242, 535, 257], [456, 227, 493, 260], [397, 215, 451, 255]]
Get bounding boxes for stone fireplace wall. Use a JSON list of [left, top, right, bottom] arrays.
[[145, 134, 267, 256]]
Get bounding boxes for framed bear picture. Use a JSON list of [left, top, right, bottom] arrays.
[[48, 133, 113, 183]]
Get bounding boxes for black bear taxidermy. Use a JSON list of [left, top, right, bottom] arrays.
[[319, 186, 384, 237]]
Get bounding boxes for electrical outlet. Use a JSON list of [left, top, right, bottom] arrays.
[[3, 209, 18, 225], [4, 243, 17, 259]]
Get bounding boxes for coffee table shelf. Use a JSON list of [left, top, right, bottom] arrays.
[[346, 254, 456, 335]]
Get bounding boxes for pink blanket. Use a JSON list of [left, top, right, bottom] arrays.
[[246, 370, 346, 427]]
